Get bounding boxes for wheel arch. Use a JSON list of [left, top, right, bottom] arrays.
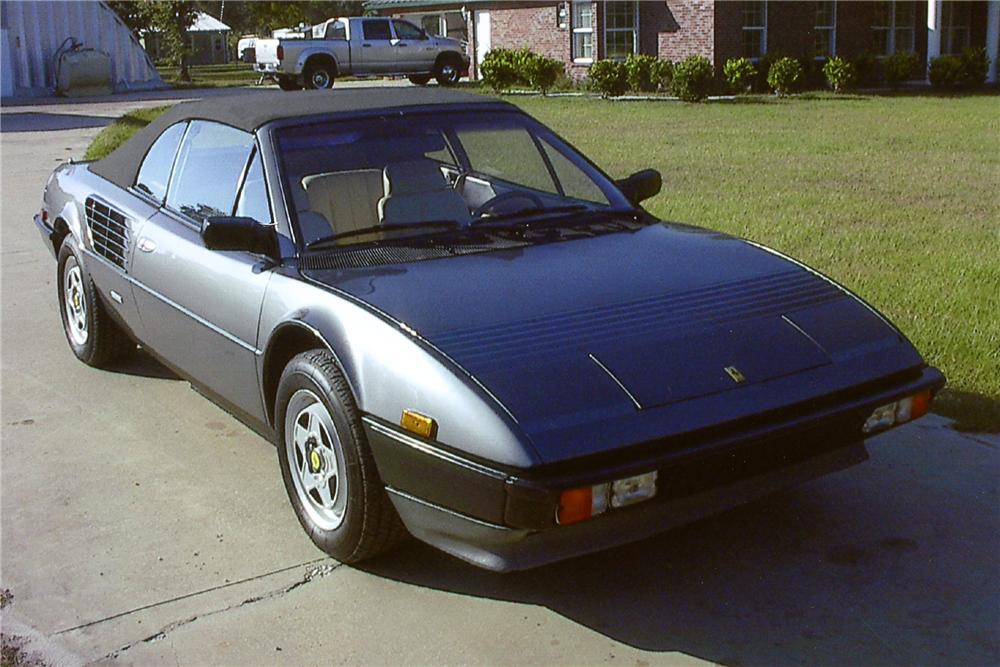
[[302, 52, 339, 76], [434, 50, 463, 68], [261, 320, 357, 429]]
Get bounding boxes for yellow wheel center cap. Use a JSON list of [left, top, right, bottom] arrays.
[[73, 293, 81, 310], [308, 449, 322, 474]]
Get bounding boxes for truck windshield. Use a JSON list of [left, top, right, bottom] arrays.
[[275, 110, 632, 249]]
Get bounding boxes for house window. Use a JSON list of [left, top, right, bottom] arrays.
[[871, 1, 916, 55], [742, 1, 767, 60], [571, 1, 593, 62], [603, 1, 638, 61], [941, 2, 971, 55], [814, 1, 836, 58]]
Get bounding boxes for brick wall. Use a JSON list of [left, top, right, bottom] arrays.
[[490, 2, 576, 74], [657, 1, 715, 65]]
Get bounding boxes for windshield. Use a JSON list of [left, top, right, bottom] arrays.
[[275, 110, 632, 249]]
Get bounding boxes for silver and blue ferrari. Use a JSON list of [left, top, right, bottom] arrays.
[[34, 89, 944, 571]]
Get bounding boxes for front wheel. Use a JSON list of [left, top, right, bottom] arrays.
[[276, 349, 406, 563], [57, 238, 131, 367], [408, 74, 431, 86], [304, 62, 336, 90], [435, 57, 462, 86]]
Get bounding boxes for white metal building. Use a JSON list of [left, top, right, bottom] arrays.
[[1, 0, 164, 98]]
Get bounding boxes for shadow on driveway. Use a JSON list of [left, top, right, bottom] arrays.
[[1, 113, 114, 133], [362, 457, 999, 665]]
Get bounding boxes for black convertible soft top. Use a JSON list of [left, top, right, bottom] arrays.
[[90, 88, 502, 190]]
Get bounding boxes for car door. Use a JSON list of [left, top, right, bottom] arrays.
[[358, 18, 395, 72], [129, 121, 274, 422], [390, 19, 430, 72]]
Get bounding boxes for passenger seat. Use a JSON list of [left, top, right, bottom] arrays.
[[378, 159, 471, 227], [302, 169, 384, 240]]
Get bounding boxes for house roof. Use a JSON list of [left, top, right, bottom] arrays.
[[190, 11, 230, 32], [89, 88, 506, 190]]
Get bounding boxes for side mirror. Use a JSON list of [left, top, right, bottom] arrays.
[[201, 217, 277, 257], [616, 169, 662, 206]]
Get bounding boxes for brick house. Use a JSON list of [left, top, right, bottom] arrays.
[[366, 1, 1000, 83]]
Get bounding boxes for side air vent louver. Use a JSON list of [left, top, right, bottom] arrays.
[[85, 197, 130, 271]]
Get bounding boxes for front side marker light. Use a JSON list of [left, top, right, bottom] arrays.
[[400, 410, 437, 439], [863, 390, 934, 434]]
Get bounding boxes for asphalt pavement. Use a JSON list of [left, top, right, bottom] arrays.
[[1, 90, 997, 666]]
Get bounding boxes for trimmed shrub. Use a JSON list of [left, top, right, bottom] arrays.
[[625, 53, 658, 92], [670, 55, 714, 102], [480, 48, 519, 92], [588, 59, 628, 97], [651, 59, 674, 91], [958, 47, 990, 87], [767, 56, 803, 96], [883, 50, 919, 86], [723, 57, 757, 92], [852, 52, 880, 86], [929, 55, 964, 88], [523, 53, 564, 94], [823, 56, 856, 92]]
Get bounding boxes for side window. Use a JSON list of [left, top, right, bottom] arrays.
[[234, 150, 272, 224], [325, 20, 346, 40], [456, 126, 557, 194], [362, 19, 392, 40], [135, 122, 186, 202], [166, 121, 254, 221], [392, 20, 423, 40]]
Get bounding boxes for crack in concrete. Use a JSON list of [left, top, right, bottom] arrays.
[[88, 562, 342, 665]]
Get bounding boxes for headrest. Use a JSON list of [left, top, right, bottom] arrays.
[[382, 159, 448, 196]]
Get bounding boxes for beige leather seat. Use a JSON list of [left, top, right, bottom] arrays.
[[377, 159, 471, 226], [302, 169, 384, 236]]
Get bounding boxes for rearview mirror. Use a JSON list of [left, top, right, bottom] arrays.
[[616, 169, 662, 206], [201, 217, 277, 257]]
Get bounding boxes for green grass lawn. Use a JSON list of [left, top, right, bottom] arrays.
[[85, 92, 1000, 430], [157, 62, 259, 88]]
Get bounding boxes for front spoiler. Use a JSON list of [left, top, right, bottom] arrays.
[[388, 444, 868, 572]]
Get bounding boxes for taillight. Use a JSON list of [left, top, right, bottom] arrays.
[[276, 45, 284, 60], [40, 208, 49, 223]]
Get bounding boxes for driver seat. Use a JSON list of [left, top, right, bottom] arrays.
[[377, 159, 471, 227]]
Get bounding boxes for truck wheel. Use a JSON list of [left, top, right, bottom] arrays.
[[304, 62, 336, 90], [435, 56, 462, 86], [276, 349, 407, 563], [408, 74, 431, 86], [57, 238, 131, 367], [277, 75, 302, 91]]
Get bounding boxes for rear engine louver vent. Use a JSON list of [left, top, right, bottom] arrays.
[[85, 197, 130, 270]]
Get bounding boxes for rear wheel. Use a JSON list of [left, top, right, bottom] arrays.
[[276, 75, 302, 91], [276, 349, 407, 563], [304, 61, 336, 90], [408, 74, 431, 86], [435, 56, 462, 86], [57, 238, 131, 367]]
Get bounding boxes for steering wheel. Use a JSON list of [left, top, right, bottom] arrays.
[[473, 191, 546, 220]]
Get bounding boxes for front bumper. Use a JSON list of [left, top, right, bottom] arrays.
[[364, 364, 944, 571], [34, 214, 58, 258]]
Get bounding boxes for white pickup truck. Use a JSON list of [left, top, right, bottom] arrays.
[[254, 16, 469, 90]]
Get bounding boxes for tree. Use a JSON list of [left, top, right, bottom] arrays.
[[143, 1, 199, 81]]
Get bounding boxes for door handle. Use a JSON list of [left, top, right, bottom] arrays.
[[396, 43, 408, 47], [137, 238, 156, 253], [362, 43, 372, 47]]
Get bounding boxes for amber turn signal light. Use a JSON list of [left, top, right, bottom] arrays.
[[400, 410, 437, 439]]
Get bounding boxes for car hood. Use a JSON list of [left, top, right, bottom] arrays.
[[305, 222, 916, 462]]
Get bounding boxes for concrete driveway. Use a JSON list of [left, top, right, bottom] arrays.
[[1, 93, 998, 667]]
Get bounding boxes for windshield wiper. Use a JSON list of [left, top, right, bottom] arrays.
[[306, 220, 462, 251], [470, 204, 591, 226]]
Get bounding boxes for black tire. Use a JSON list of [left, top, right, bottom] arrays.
[[56, 238, 131, 367], [276, 349, 407, 563], [434, 55, 462, 86], [303, 61, 336, 90], [276, 75, 302, 91], [408, 74, 431, 86]]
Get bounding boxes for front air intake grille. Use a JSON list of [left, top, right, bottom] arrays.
[[85, 197, 130, 270]]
